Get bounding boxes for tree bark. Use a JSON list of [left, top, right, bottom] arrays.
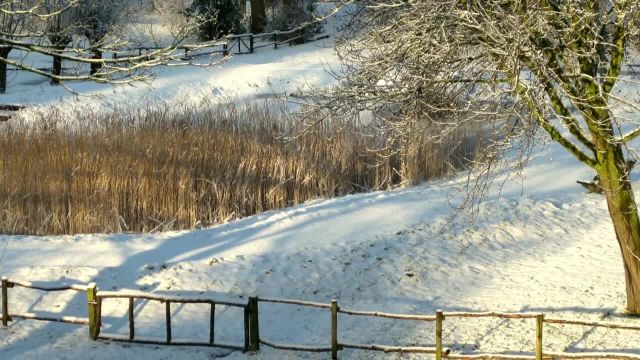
[[250, 0, 266, 33], [0, 47, 11, 94], [597, 144, 640, 314], [90, 48, 102, 76], [52, 47, 64, 85]]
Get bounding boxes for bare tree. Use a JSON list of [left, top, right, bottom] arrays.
[[75, 0, 126, 75], [0, 0, 223, 92], [44, 0, 79, 83], [321, 0, 640, 313], [250, 0, 265, 32], [0, 0, 36, 93]]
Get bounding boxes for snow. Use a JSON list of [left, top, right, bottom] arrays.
[[3, 3, 640, 359], [0, 4, 341, 112]]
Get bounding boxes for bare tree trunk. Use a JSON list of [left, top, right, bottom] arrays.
[[239, 0, 246, 18], [0, 47, 11, 94], [52, 46, 64, 85], [251, 0, 266, 33], [598, 145, 640, 314], [90, 48, 102, 76]]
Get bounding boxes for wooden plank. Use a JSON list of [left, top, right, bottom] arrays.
[[544, 352, 640, 359], [128, 298, 135, 340], [444, 311, 542, 319], [8, 279, 87, 292], [339, 307, 437, 321], [243, 305, 250, 351], [436, 310, 444, 360], [341, 342, 447, 354], [544, 317, 640, 331], [87, 283, 99, 339], [447, 354, 540, 359], [0, 105, 24, 111], [536, 315, 543, 360], [209, 303, 215, 345], [331, 299, 338, 360], [260, 338, 332, 352], [2, 277, 8, 326], [96, 290, 246, 308], [248, 297, 259, 351], [257, 297, 332, 309], [97, 334, 244, 351], [165, 301, 171, 343], [9, 312, 89, 325]]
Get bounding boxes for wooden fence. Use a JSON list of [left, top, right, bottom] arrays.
[[0, 104, 24, 122], [2, 276, 640, 359], [124, 25, 328, 62], [8, 21, 328, 74]]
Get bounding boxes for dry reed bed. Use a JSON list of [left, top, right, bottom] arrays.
[[0, 101, 480, 235]]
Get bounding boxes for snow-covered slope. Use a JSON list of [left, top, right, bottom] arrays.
[[1, 5, 341, 111], [1, 142, 639, 359], [3, 4, 640, 359]]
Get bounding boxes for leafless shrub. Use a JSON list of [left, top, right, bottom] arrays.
[[320, 0, 640, 313]]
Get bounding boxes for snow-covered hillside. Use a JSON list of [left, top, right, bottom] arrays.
[[3, 3, 640, 360], [1, 141, 639, 359], [1, 5, 340, 111]]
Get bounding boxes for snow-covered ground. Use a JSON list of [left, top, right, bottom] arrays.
[[1, 4, 341, 112], [1, 140, 640, 359], [3, 4, 640, 359]]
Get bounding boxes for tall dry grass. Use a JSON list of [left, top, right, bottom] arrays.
[[0, 101, 481, 235]]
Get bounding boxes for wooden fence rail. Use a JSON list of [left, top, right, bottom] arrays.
[[3, 276, 640, 359], [94, 289, 255, 351], [0, 104, 25, 122]]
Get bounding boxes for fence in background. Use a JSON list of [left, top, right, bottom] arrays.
[[8, 21, 329, 73], [120, 23, 329, 61], [0, 105, 24, 122], [3, 276, 640, 359]]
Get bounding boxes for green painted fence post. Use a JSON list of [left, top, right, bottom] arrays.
[[436, 310, 444, 360]]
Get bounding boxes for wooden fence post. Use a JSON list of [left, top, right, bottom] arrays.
[[249, 35, 254, 53], [244, 303, 250, 351], [2, 277, 9, 326], [165, 301, 172, 343], [536, 314, 543, 360], [87, 283, 99, 339], [436, 310, 444, 360], [128, 297, 135, 340], [223, 43, 229, 57], [214, 304, 216, 345], [331, 299, 338, 360], [248, 297, 260, 351]]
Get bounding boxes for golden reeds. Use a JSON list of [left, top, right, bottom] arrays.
[[0, 101, 480, 235]]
